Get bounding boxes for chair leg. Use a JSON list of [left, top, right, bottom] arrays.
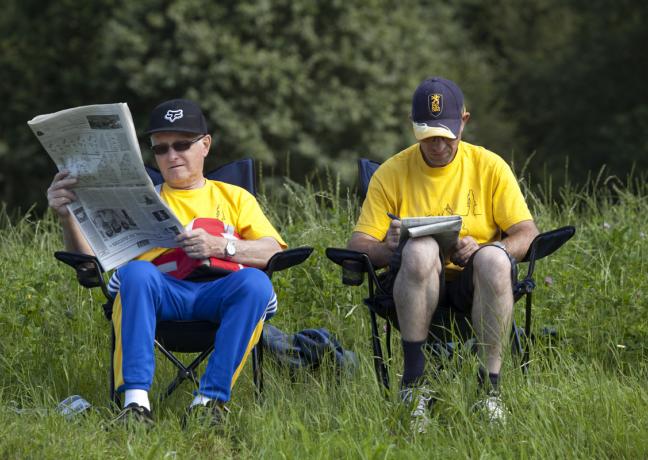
[[369, 310, 390, 391], [523, 293, 533, 373], [511, 319, 528, 375], [252, 340, 264, 399], [386, 321, 392, 361], [110, 328, 120, 408], [156, 341, 213, 401]]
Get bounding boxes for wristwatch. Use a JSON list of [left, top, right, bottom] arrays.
[[225, 240, 236, 259]]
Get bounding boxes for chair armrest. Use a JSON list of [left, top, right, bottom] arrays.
[[520, 225, 576, 279], [54, 251, 106, 291], [264, 247, 314, 278], [325, 248, 379, 286]]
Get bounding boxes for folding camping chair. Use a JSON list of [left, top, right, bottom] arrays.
[[54, 158, 313, 405], [326, 158, 575, 390]]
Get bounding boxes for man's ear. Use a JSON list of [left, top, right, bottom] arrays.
[[201, 134, 212, 157], [458, 112, 471, 136]]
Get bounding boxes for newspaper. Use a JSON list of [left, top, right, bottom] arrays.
[[400, 215, 463, 255], [28, 103, 183, 271]]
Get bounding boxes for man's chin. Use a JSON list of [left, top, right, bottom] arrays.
[[164, 172, 188, 187], [425, 155, 454, 167]]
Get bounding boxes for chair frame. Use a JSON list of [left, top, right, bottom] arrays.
[[326, 158, 575, 390], [54, 158, 313, 406]]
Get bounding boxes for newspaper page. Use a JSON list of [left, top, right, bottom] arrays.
[[400, 215, 463, 255], [28, 103, 183, 271]]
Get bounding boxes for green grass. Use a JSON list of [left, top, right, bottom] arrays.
[[1, 175, 648, 459]]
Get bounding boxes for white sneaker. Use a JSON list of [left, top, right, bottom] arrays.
[[400, 387, 435, 434], [473, 393, 507, 424]]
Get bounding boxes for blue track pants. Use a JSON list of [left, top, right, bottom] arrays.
[[110, 260, 275, 402]]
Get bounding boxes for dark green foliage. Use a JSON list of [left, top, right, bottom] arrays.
[[1, 0, 507, 213], [454, 0, 648, 184], [96, 0, 509, 177], [0, 0, 120, 211]]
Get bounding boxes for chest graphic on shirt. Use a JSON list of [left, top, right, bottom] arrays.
[[185, 204, 226, 225], [442, 189, 482, 217], [412, 188, 482, 237]]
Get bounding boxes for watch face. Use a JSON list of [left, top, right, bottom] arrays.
[[226, 240, 236, 257]]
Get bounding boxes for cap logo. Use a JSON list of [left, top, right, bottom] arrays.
[[429, 94, 443, 118], [164, 109, 184, 123]]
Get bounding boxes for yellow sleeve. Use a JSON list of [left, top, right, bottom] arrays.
[[492, 162, 533, 231], [236, 190, 287, 248]]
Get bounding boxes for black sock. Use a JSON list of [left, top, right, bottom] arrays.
[[478, 367, 500, 393], [401, 339, 426, 387]]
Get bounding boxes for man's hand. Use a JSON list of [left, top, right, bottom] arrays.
[[385, 218, 402, 252], [47, 170, 78, 218], [176, 228, 225, 259], [450, 236, 479, 267]]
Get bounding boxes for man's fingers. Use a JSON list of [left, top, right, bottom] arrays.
[[177, 229, 212, 247], [51, 197, 71, 207], [51, 177, 77, 189], [176, 231, 198, 242], [50, 171, 77, 189], [51, 188, 77, 199], [48, 189, 78, 209], [53, 170, 71, 181]]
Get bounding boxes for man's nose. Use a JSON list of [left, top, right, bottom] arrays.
[[166, 147, 182, 159], [425, 136, 446, 148]]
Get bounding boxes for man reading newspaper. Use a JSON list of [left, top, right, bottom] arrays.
[[46, 99, 286, 426], [347, 77, 538, 428]]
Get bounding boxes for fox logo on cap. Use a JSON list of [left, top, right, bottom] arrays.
[[429, 94, 443, 118], [164, 109, 184, 123]]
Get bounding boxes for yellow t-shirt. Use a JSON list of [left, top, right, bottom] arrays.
[[137, 179, 286, 262], [354, 141, 533, 274]]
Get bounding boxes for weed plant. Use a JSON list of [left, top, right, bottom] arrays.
[[1, 173, 647, 459]]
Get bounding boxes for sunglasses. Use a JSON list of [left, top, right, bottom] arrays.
[[150, 135, 206, 155]]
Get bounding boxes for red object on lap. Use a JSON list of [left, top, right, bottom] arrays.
[[152, 218, 245, 279]]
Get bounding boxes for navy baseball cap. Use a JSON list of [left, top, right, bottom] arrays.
[[411, 77, 464, 140], [145, 99, 208, 135]]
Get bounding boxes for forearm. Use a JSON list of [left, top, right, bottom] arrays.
[[500, 220, 539, 261], [60, 214, 94, 255], [217, 237, 282, 269], [347, 232, 393, 268]]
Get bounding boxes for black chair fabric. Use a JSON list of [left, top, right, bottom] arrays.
[[156, 321, 219, 353], [145, 165, 164, 186], [357, 158, 381, 201]]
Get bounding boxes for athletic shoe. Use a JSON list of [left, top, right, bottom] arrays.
[[472, 392, 507, 424], [112, 403, 154, 427], [399, 386, 435, 434], [182, 400, 230, 429]]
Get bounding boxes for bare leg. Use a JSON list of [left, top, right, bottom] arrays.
[[393, 237, 443, 342], [471, 246, 514, 375]]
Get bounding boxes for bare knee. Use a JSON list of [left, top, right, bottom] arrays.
[[399, 237, 442, 282], [472, 246, 513, 294]]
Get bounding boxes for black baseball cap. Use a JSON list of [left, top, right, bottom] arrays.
[[411, 77, 464, 140], [145, 98, 208, 135]]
